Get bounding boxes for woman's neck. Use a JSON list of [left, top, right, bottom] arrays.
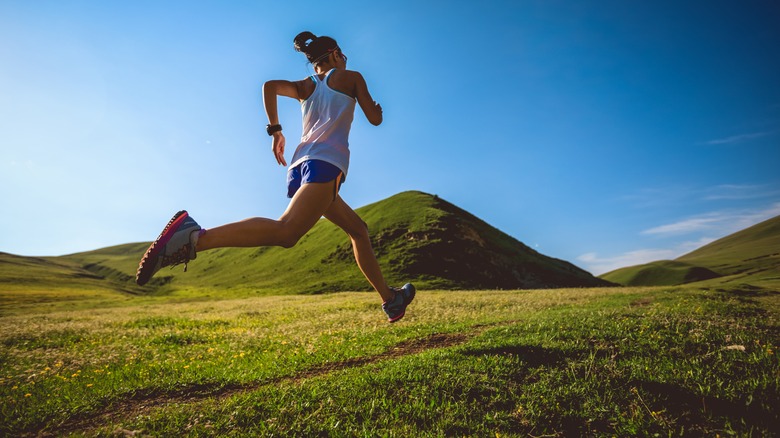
[[315, 62, 336, 75]]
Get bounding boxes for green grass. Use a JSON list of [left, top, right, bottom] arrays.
[[2, 207, 778, 435], [1, 284, 778, 436]]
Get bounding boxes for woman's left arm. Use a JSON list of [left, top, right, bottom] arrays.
[[351, 72, 383, 126]]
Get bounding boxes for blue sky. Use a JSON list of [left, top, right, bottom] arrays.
[[1, 0, 779, 275]]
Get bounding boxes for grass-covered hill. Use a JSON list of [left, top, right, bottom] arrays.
[[0, 251, 126, 293], [598, 260, 721, 287], [4, 191, 610, 297], [601, 214, 780, 287]]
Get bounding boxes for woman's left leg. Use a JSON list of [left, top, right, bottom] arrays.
[[196, 181, 336, 251], [137, 179, 338, 286]]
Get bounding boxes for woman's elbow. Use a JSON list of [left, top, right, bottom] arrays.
[[368, 111, 383, 126]]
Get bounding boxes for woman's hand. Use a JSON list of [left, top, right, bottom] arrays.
[[263, 79, 304, 167], [272, 131, 287, 166]]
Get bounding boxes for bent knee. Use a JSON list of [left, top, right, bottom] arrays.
[[278, 230, 305, 248], [349, 220, 370, 241], [279, 238, 297, 249]]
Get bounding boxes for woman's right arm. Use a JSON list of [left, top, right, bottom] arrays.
[[263, 80, 304, 122], [262, 80, 307, 166]]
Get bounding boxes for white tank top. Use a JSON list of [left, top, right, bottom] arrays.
[[289, 68, 356, 176]]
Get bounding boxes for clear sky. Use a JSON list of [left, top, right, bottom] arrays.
[[1, 0, 779, 275]]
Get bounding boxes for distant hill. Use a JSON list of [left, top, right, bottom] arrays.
[[3, 191, 610, 295], [600, 214, 780, 287], [598, 260, 721, 287], [0, 252, 105, 290]]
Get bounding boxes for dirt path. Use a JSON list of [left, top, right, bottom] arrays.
[[36, 324, 501, 436]]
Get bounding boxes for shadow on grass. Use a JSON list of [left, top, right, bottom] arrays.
[[710, 284, 779, 299], [459, 342, 779, 435], [697, 285, 778, 319], [632, 380, 780, 434]]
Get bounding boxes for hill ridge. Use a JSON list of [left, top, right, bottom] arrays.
[[2, 191, 610, 294], [600, 214, 780, 287]]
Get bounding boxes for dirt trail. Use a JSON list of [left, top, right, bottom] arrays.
[[36, 324, 503, 436]]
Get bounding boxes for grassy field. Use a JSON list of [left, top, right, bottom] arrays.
[[1, 282, 778, 436]]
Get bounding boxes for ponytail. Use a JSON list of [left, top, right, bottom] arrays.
[[293, 31, 339, 65]]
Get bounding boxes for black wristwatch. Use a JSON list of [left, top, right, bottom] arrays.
[[266, 124, 282, 136]]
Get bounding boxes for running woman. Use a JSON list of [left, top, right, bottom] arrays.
[[135, 31, 415, 323]]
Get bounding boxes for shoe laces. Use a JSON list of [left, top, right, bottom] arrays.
[[161, 245, 193, 272]]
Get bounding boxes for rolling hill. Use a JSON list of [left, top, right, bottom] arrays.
[[2, 191, 611, 296], [597, 260, 721, 287], [600, 214, 780, 287]]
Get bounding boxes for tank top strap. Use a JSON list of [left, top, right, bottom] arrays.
[[310, 68, 336, 85]]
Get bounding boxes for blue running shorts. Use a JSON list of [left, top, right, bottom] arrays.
[[287, 159, 345, 199]]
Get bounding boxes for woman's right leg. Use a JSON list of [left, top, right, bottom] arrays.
[[324, 196, 395, 303], [195, 181, 336, 251]]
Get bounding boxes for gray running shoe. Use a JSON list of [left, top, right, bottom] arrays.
[[136, 211, 201, 286], [382, 283, 416, 323]]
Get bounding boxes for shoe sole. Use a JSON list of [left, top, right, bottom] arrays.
[[388, 311, 406, 323], [136, 210, 189, 286], [387, 285, 416, 323]]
